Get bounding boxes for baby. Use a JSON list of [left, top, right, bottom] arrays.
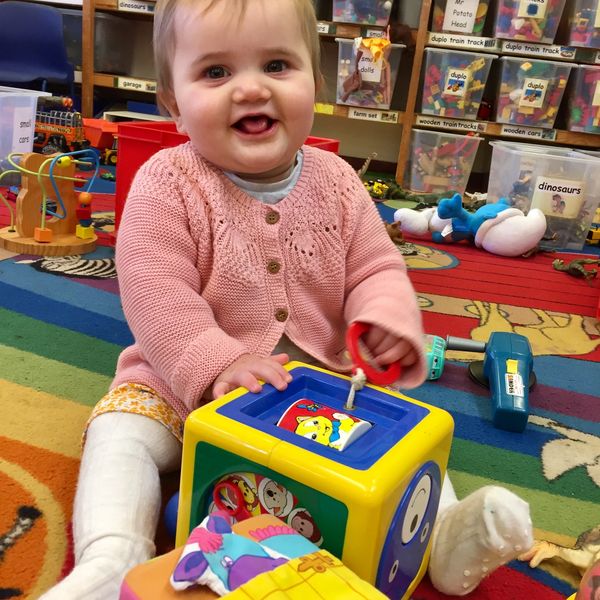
[[40, 0, 532, 598]]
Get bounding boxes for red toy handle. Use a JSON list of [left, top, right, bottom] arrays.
[[212, 481, 252, 521], [346, 321, 402, 385]]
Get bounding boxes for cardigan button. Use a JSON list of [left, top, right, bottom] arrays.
[[265, 211, 280, 224], [275, 308, 288, 322], [267, 260, 281, 274]]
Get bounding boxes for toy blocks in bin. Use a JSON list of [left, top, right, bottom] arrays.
[[421, 48, 495, 120], [567, 65, 600, 134], [176, 362, 453, 600], [494, 0, 567, 44], [567, 0, 600, 48], [332, 0, 393, 26], [495, 57, 572, 129], [486, 141, 600, 250], [336, 38, 404, 110], [114, 120, 339, 236], [406, 129, 482, 195], [431, 0, 490, 35]]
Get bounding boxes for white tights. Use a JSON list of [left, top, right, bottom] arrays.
[[39, 412, 181, 600], [39, 412, 532, 599]]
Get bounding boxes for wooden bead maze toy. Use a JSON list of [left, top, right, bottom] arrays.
[[0, 149, 100, 256]]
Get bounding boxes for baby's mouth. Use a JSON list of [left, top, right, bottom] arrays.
[[233, 115, 275, 134]]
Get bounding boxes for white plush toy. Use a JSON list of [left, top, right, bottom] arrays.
[[393, 194, 547, 258]]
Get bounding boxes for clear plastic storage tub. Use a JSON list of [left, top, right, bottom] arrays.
[[486, 141, 600, 250], [494, 0, 567, 44], [60, 8, 137, 74], [567, 65, 600, 134], [336, 38, 405, 110], [0, 87, 50, 181], [495, 57, 572, 128], [420, 48, 495, 119], [431, 0, 490, 35], [567, 0, 600, 48], [406, 129, 482, 195], [332, 0, 393, 26]]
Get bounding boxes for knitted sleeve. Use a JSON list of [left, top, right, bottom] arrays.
[[116, 147, 249, 410], [334, 159, 427, 388]]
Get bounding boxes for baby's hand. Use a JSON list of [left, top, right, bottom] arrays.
[[212, 353, 291, 399], [362, 325, 418, 369]]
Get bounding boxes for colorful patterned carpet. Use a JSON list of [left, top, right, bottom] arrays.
[[0, 193, 599, 599]]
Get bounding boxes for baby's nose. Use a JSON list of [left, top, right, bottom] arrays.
[[232, 75, 271, 103]]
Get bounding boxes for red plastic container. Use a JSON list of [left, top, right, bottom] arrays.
[[114, 120, 339, 236]]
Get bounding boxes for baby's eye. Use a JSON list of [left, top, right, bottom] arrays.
[[204, 65, 229, 79], [265, 60, 287, 73]]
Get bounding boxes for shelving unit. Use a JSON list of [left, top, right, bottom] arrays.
[[78, 0, 600, 184]]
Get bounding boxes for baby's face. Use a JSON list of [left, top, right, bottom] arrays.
[[168, 0, 315, 182]]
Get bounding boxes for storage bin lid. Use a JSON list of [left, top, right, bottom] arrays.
[[423, 47, 497, 59], [490, 140, 598, 163], [498, 56, 574, 68], [335, 38, 405, 48], [413, 128, 483, 143], [0, 85, 51, 96]]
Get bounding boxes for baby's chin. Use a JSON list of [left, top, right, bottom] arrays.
[[232, 159, 296, 184]]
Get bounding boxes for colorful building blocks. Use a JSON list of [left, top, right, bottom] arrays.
[[495, 57, 572, 129], [494, 0, 567, 44], [421, 48, 495, 120], [567, 65, 600, 134], [332, 0, 393, 26], [176, 362, 454, 600], [567, 0, 600, 48]]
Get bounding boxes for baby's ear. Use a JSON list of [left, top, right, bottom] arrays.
[[158, 90, 186, 133]]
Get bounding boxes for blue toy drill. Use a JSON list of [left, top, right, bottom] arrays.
[[426, 332, 534, 433]]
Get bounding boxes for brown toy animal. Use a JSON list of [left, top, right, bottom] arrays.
[[385, 221, 404, 244]]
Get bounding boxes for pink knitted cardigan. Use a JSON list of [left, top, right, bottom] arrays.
[[112, 142, 426, 420]]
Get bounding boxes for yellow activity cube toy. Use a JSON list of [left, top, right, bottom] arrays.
[[177, 362, 453, 599]]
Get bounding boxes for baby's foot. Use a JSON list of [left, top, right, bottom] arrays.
[[39, 556, 129, 600], [39, 535, 153, 600], [428, 485, 533, 596]]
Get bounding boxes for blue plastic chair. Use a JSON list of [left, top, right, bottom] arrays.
[[0, 1, 74, 95]]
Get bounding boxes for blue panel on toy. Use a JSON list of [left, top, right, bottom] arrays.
[[376, 461, 441, 598], [217, 365, 430, 471]]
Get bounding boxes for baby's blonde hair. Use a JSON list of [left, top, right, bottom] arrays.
[[153, 0, 322, 114]]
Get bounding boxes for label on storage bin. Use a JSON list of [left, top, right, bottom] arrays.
[[116, 77, 156, 94], [348, 108, 399, 123], [118, 0, 154, 12], [500, 124, 556, 140], [442, 0, 479, 34], [501, 41, 576, 60], [517, 0, 548, 19], [519, 78, 548, 109], [428, 32, 501, 52], [596, 10, 600, 28], [358, 52, 382, 83], [444, 68, 471, 97], [531, 176, 585, 219], [11, 107, 34, 153], [416, 114, 487, 132], [365, 29, 386, 38]]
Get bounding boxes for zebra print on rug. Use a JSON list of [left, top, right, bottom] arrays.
[[17, 255, 117, 279]]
